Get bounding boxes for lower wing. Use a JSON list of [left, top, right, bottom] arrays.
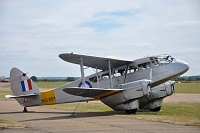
[[63, 87, 123, 99]]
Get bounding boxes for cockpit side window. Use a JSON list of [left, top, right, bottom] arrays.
[[166, 56, 173, 63]]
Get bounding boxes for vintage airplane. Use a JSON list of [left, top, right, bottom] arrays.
[[5, 53, 189, 114]]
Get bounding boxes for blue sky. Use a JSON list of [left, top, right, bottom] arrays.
[[0, 0, 200, 77]]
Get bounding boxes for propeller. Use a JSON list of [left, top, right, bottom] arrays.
[[149, 68, 152, 80]]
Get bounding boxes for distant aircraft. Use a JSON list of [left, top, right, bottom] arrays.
[[1, 76, 10, 82], [5, 53, 189, 114]]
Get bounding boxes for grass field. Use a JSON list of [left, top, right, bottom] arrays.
[[0, 118, 27, 129], [35, 81, 69, 88], [45, 102, 200, 126], [175, 83, 200, 94], [0, 90, 13, 101]]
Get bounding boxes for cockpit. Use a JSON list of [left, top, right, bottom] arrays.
[[150, 54, 174, 65]]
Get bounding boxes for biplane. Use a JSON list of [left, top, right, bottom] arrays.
[[5, 53, 189, 114]]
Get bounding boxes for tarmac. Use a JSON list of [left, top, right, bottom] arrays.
[[0, 83, 200, 133]]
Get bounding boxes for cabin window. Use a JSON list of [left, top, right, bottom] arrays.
[[89, 76, 98, 82], [138, 62, 151, 70], [113, 68, 126, 77], [127, 66, 138, 74], [101, 73, 110, 79]]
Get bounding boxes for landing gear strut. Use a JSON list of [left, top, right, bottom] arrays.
[[126, 109, 137, 114], [22, 97, 28, 112]]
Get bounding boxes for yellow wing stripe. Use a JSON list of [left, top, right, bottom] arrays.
[[40, 89, 56, 105], [93, 90, 120, 99]]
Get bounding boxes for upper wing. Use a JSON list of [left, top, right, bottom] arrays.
[[63, 87, 123, 99], [59, 53, 133, 71]]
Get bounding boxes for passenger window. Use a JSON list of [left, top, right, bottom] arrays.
[[127, 66, 138, 74], [89, 76, 98, 82], [138, 62, 151, 70], [101, 73, 109, 79]]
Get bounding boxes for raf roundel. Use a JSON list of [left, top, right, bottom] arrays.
[[78, 81, 92, 88]]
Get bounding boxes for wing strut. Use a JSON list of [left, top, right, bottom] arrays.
[[80, 58, 86, 87], [108, 60, 113, 89]]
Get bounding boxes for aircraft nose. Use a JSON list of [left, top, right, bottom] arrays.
[[173, 59, 189, 75]]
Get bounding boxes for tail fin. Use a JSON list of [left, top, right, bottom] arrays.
[[6, 67, 41, 107]]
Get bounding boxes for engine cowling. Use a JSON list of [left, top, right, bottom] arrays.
[[100, 79, 152, 111], [139, 80, 175, 110]]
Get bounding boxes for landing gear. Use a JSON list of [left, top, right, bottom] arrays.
[[150, 106, 161, 112], [22, 98, 28, 112], [126, 109, 137, 114], [23, 107, 28, 112]]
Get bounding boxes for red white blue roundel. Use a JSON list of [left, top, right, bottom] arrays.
[[78, 81, 92, 88]]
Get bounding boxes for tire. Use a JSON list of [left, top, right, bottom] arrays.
[[126, 109, 137, 114], [150, 106, 161, 112]]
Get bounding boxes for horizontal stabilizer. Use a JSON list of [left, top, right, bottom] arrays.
[[63, 87, 123, 99], [5, 93, 38, 99]]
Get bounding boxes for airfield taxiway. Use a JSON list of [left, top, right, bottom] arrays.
[[1, 100, 200, 133], [0, 83, 200, 133]]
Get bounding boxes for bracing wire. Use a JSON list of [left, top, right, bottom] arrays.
[[70, 97, 84, 117]]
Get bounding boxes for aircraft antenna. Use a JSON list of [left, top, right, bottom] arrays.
[[138, 50, 145, 57]]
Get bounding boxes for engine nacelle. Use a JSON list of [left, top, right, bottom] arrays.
[[149, 80, 175, 99], [100, 79, 151, 111], [139, 80, 175, 110]]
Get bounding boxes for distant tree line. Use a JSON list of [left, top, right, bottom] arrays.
[[30, 76, 76, 82], [172, 76, 200, 81]]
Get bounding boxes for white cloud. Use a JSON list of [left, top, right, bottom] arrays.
[[165, 20, 200, 28], [0, 0, 200, 77], [30, 19, 63, 26]]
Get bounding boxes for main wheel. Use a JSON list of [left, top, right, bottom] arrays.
[[150, 106, 161, 112], [126, 109, 137, 114]]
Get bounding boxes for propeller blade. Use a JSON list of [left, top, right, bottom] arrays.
[[149, 68, 152, 80]]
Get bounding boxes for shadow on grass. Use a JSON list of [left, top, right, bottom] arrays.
[[0, 108, 161, 123], [0, 110, 127, 122]]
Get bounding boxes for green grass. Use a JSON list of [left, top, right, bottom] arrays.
[[35, 81, 69, 88], [45, 102, 200, 126], [0, 89, 12, 100], [46, 102, 113, 112], [0, 118, 26, 129], [175, 83, 200, 94], [131, 102, 200, 126]]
